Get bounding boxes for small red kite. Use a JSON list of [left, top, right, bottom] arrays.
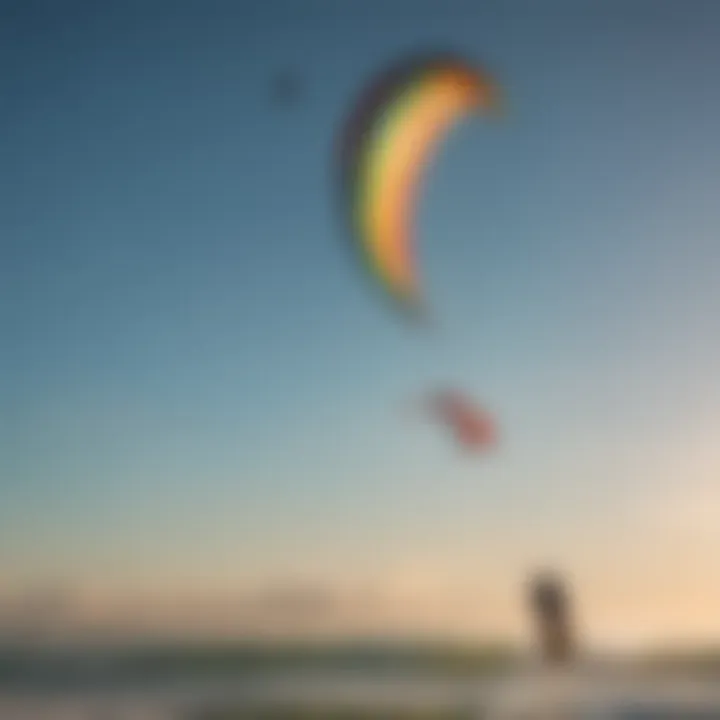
[[421, 389, 498, 452]]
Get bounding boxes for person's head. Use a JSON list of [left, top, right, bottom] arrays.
[[531, 571, 566, 618]]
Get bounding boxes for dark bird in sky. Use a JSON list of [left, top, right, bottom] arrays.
[[271, 71, 302, 106]]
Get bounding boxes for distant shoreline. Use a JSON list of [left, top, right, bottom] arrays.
[[0, 641, 515, 688], [1, 640, 719, 690]]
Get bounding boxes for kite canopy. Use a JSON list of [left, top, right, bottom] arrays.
[[338, 52, 500, 320], [423, 389, 497, 452]]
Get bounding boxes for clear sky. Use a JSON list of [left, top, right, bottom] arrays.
[[3, 0, 720, 646]]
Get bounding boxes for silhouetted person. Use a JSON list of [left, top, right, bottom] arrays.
[[529, 570, 574, 665]]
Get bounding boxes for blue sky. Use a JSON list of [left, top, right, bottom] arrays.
[[3, 0, 720, 641]]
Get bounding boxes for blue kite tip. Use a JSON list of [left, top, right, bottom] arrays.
[[405, 301, 435, 329]]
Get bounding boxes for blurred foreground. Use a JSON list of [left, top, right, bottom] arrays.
[[2, 642, 720, 718]]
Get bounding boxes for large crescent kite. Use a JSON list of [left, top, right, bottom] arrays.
[[338, 53, 500, 319]]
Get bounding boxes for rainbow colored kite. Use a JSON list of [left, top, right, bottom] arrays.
[[338, 53, 500, 319]]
